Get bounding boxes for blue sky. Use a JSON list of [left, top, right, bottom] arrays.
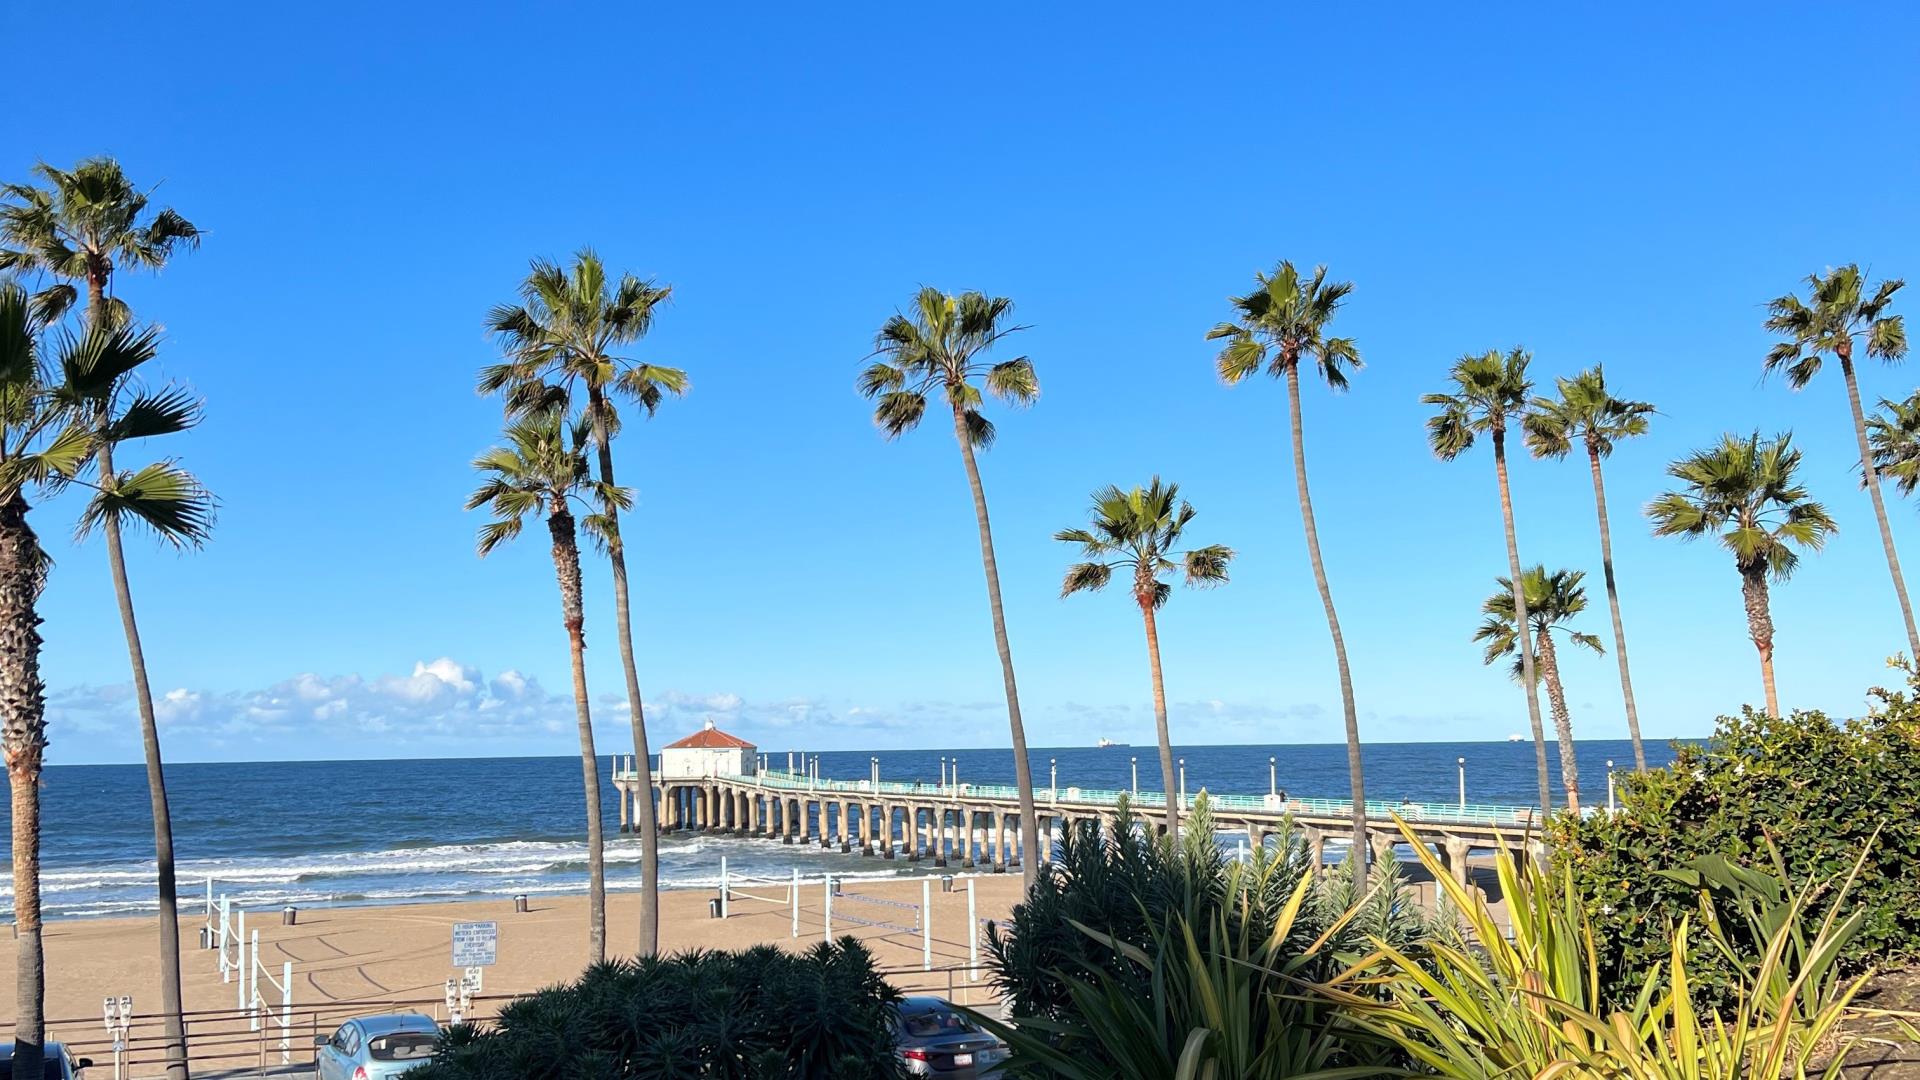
[[10, 3, 1920, 763]]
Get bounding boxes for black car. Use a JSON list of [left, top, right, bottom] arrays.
[[893, 997, 1006, 1077]]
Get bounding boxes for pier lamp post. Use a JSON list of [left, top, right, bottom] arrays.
[[1178, 758, 1187, 809], [1268, 756, 1277, 797], [870, 756, 879, 787], [939, 756, 947, 792], [1457, 757, 1466, 812], [1050, 758, 1057, 802], [1607, 760, 1616, 813], [1130, 756, 1137, 795], [788, 751, 795, 774], [953, 760, 960, 790]]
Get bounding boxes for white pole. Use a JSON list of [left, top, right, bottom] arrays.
[[219, 896, 231, 981], [720, 856, 730, 919], [790, 867, 800, 938], [249, 922, 261, 1022], [922, 878, 932, 971], [235, 909, 246, 1007], [205, 876, 213, 922], [1607, 760, 1616, 812], [1458, 757, 1467, 812], [967, 879, 978, 982], [823, 876, 833, 945], [280, 961, 293, 1063]]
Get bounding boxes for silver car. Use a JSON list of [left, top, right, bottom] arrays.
[[314, 1013, 440, 1080]]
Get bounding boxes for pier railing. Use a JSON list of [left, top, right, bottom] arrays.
[[622, 767, 1538, 828]]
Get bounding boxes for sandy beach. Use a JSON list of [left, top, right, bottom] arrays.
[[3, 874, 1025, 1074]]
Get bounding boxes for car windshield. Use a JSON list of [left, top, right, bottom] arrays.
[[902, 1009, 977, 1038], [367, 1032, 438, 1061]]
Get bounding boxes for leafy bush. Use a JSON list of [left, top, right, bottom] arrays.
[[1334, 819, 1872, 1078], [980, 794, 1427, 1076], [414, 940, 905, 1080], [1550, 668, 1920, 1008]]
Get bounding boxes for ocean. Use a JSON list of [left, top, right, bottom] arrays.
[[3, 739, 1676, 920]]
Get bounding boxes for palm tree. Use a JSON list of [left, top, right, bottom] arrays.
[[1473, 566, 1603, 812], [1523, 367, 1654, 771], [0, 287, 195, 1080], [467, 412, 625, 964], [858, 287, 1042, 884], [1647, 432, 1836, 717], [0, 157, 201, 329], [1765, 266, 1911, 659], [1206, 261, 1369, 875], [1423, 348, 1553, 814], [2, 157, 201, 1079], [482, 250, 684, 955], [1056, 478, 1233, 837], [1867, 391, 1920, 497]]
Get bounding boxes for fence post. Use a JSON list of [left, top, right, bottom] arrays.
[[219, 897, 232, 982], [205, 877, 213, 923], [823, 876, 832, 945], [967, 879, 978, 982], [790, 867, 800, 938], [235, 909, 247, 1010], [921, 878, 932, 971], [249, 928, 261, 1031], [281, 960, 293, 1064]]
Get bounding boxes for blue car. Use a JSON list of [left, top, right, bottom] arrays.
[[0, 1042, 91, 1080], [313, 1013, 441, 1080]]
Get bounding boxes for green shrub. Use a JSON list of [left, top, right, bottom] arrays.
[[980, 794, 1425, 1076], [1551, 666, 1920, 1009], [414, 940, 905, 1080]]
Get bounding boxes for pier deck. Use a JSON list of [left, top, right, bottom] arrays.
[[612, 764, 1545, 884]]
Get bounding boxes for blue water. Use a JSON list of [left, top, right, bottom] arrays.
[[3, 739, 1675, 919]]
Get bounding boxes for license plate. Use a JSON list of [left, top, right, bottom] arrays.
[[953, 1053, 973, 1066]]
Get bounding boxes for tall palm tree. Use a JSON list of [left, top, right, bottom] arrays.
[[1473, 566, 1603, 812], [0, 287, 196, 1080], [1765, 266, 1912, 659], [1205, 262, 1369, 875], [1055, 478, 1233, 837], [482, 250, 684, 955], [858, 287, 1042, 884], [1867, 391, 1920, 497], [0, 157, 201, 329], [1523, 367, 1654, 771], [2, 157, 201, 1079], [467, 412, 625, 964], [1423, 348, 1553, 814], [1647, 432, 1836, 717]]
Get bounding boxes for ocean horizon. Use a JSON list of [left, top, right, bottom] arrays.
[[4, 738, 1680, 920]]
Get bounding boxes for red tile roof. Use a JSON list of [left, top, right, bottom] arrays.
[[664, 722, 755, 750]]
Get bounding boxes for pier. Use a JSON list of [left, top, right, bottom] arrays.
[[611, 761, 1544, 888]]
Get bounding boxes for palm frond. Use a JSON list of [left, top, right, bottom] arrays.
[[77, 462, 214, 547]]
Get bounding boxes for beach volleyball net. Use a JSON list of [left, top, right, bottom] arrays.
[[828, 878, 922, 934]]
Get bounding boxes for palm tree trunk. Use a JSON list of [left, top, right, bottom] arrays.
[[1492, 430, 1552, 815], [84, 278, 191, 1075], [1840, 353, 1920, 660], [1741, 566, 1779, 717], [949, 403, 1039, 886], [1586, 447, 1645, 772], [1284, 365, 1367, 878], [1138, 602, 1178, 838], [97, 442, 190, 1077], [0, 492, 47, 1080], [1534, 630, 1581, 813], [546, 506, 605, 964], [585, 386, 659, 956]]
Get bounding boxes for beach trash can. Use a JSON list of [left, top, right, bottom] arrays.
[[282, 905, 297, 926], [708, 898, 722, 919], [199, 926, 212, 949], [941, 877, 954, 893], [514, 894, 529, 913]]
